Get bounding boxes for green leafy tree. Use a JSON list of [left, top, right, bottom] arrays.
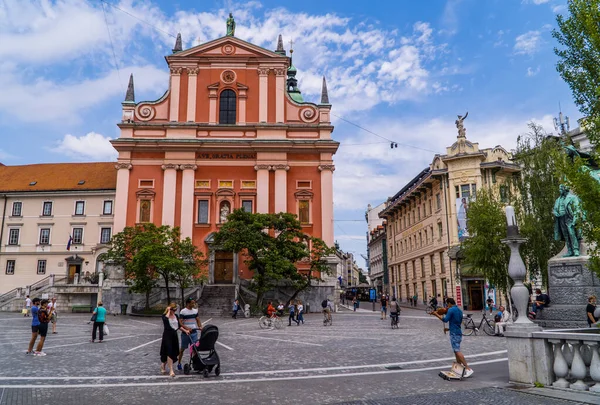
[[512, 123, 563, 286], [106, 224, 205, 309], [358, 270, 368, 284], [213, 209, 333, 307], [462, 188, 510, 292]]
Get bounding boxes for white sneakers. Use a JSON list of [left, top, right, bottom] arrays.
[[464, 368, 474, 378], [33, 351, 46, 356]]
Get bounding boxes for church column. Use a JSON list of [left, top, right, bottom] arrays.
[[258, 67, 269, 123], [114, 163, 132, 233], [255, 165, 271, 213], [161, 164, 179, 226], [319, 164, 335, 246], [208, 86, 218, 125], [275, 68, 285, 123], [238, 87, 247, 124], [180, 164, 197, 239], [169, 67, 182, 121], [273, 164, 289, 213], [186, 68, 199, 122]]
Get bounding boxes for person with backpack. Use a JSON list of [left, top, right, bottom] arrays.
[[530, 289, 550, 318], [380, 295, 388, 320], [322, 298, 332, 322], [389, 297, 401, 326], [288, 300, 299, 326]]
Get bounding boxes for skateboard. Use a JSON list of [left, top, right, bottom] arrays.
[[438, 362, 465, 381]]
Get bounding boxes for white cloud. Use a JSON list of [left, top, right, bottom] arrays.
[[527, 66, 540, 76], [552, 4, 567, 13], [514, 30, 542, 55], [50, 132, 117, 161], [522, 0, 550, 4]]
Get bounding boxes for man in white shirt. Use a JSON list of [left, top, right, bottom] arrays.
[[47, 297, 58, 334], [494, 305, 512, 336], [24, 296, 32, 317], [177, 298, 202, 370]]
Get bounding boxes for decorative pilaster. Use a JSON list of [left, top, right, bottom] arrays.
[[255, 164, 271, 213], [273, 164, 289, 213], [186, 67, 199, 122], [114, 163, 132, 233], [161, 164, 179, 226], [237, 83, 248, 124], [180, 164, 197, 239], [274, 68, 286, 123], [319, 164, 335, 246], [258, 67, 270, 123], [169, 67, 182, 121], [208, 83, 219, 125]]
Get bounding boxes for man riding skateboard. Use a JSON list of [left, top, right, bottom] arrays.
[[432, 298, 473, 378]]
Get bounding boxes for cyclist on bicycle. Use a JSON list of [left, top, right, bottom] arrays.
[[322, 298, 333, 322], [389, 297, 401, 324], [266, 301, 276, 318], [429, 295, 439, 310]]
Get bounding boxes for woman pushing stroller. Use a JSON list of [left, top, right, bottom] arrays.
[[160, 303, 192, 377]]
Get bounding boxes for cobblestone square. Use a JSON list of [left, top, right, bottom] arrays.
[[0, 307, 578, 405]]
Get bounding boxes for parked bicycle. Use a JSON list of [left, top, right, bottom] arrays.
[[259, 314, 283, 329], [461, 311, 495, 336]]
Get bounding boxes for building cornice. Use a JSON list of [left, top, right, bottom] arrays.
[[0, 190, 116, 197]]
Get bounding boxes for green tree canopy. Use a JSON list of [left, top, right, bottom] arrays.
[[213, 209, 333, 306]]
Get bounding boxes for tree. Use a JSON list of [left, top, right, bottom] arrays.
[[358, 270, 368, 285], [213, 209, 332, 307], [106, 224, 205, 309], [462, 188, 511, 293], [512, 123, 563, 286]]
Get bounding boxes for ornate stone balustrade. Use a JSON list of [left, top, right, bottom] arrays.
[[530, 329, 600, 392]]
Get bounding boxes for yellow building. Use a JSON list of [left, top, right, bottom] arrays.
[[379, 117, 519, 310]]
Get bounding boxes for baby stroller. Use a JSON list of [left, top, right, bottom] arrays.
[[183, 324, 221, 377]]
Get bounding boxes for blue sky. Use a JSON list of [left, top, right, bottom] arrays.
[[0, 0, 578, 267]]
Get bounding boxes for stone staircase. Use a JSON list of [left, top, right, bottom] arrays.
[[197, 285, 236, 317]]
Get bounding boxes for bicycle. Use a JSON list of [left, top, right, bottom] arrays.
[[425, 304, 437, 315], [461, 311, 495, 336], [259, 314, 283, 330], [322, 310, 332, 326], [390, 312, 399, 329]]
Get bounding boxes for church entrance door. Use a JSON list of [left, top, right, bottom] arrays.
[[214, 251, 234, 284]]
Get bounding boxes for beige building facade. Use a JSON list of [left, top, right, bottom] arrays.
[[0, 163, 116, 294], [380, 118, 519, 310]]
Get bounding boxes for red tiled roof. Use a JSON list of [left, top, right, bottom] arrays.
[[0, 162, 117, 192]]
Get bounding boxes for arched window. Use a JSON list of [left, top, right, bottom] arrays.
[[219, 89, 236, 124]]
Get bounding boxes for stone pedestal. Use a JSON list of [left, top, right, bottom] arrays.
[[538, 254, 600, 329], [505, 323, 553, 385]]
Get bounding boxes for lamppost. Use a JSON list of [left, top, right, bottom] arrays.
[[501, 206, 535, 326]]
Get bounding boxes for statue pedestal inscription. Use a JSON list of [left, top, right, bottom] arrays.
[[538, 253, 600, 328]]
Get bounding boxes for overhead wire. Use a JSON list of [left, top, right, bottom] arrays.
[[101, 0, 123, 90], [99, 0, 178, 38]]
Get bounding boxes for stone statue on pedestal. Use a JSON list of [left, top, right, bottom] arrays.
[[455, 112, 468, 138], [553, 184, 582, 257]]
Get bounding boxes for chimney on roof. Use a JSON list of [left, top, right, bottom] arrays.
[[172, 33, 183, 53], [123, 74, 135, 104], [275, 34, 286, 55], [320, 76, 330, 104]]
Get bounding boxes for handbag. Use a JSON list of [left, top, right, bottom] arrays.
[[21, 308, 28, 315], [90, 312, 97, 322], [103, 324, 109, 336]]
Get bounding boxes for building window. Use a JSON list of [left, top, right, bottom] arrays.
[[436, 194, 441, 210], [412, 260, 416, 279], [420, 257, 425, 278], [139, 179, 155, 188], [100, 228, 112, 244], [430, 255, 436, 275], [197, 200, 209, 224], [11, 202, 22, 217], [37, 260, 47, 275], [438, 222, 443, 239], [72, 228, 83, 244], [74, 201, 85, 216], [219, 89, 236, 124], [42, 201, 53, 216], [5, 260, 15, 275], [242, 200, 253, 213], [8, 229, 19, 245], [39, 228, 51, 245], [500, 185, 508, 203], [299, 200, 310, 224], [139, 200, 152, 223], [440, 252, 446, 273], [103, 200, 113, 215]]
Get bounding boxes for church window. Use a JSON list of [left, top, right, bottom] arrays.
[[299, 200, 310, 224], [219, 89, 236, 124], [198, 200, 209, 224], [242, 200, 253, 213], [139, 200, 152, 223]]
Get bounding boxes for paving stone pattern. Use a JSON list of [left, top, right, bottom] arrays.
[[0, 307, 525, 405]]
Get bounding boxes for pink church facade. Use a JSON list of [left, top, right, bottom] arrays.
[[111, 32, 338, 284]]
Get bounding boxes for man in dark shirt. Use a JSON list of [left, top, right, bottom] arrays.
[[586, 296, 598, 327], [432, 298, 473, 378], [530, 288, 550, 317], [380, 295, 388, 320]]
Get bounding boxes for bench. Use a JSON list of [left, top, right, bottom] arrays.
[[71, 305, 93, 313]]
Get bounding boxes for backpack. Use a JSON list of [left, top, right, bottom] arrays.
[[544, 294, 551, 306], [494, 314, 502, 323], [263, 307, 268, 316], [321, 299, 328, 308]]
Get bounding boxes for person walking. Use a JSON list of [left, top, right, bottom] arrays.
[[161, 303, 187, 377], [413, 294, 418, 307], [47, 297, 58, 334], [352, 297, 357, 312], [389, 297, 401, 325], [297, 300, 305, 324], [24, 295, 31, 317], [177, 297, 202, 371], [26, 297, 41, 355], [33, 299, 52, 356], [586, 296, 598, 327], [432, 298, 473, 378], [380, 295, 388, 320], [288, 300, 299, 326], [91, 302, 107, 343], [232, 299, 240, 319]]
